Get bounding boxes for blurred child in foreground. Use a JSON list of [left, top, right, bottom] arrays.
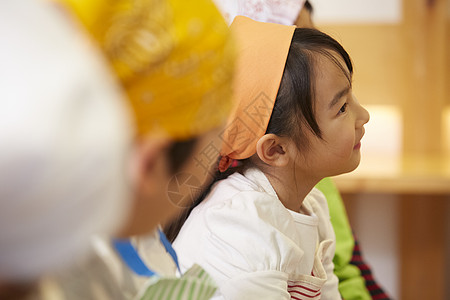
[[1, 0, 235, 299]]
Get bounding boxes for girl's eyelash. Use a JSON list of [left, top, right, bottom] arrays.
[[339, 103, 348, 114]]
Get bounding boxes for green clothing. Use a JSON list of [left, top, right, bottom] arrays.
[[139, 264, 216, 300], [316, 178, 371, 300]]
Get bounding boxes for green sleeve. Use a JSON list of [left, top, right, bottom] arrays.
[[315, 178, 371, 300]]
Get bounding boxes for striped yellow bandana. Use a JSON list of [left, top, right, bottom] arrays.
[[57, 0, 235, 139]]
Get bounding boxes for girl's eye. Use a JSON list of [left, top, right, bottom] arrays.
[[339, 103, 348, 114]]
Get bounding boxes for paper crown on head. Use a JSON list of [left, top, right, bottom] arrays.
[[58, 0, 235, 140], [213, 0, 306, 25], [219, 16, 295, 172]]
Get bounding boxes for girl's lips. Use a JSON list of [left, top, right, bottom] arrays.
[[353, 142, 361, 150]]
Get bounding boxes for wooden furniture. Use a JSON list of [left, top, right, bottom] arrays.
[[334, 153, 450, 300]]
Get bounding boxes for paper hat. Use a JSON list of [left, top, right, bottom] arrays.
[[219, 16, 295, 171]]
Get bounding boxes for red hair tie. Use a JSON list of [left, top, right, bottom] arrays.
[[218, 156, 234, 173]]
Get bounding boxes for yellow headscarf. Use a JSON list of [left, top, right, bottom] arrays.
[[57, 0, 235, 139]]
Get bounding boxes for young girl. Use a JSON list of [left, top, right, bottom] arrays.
[[170, 16, 369, 299]]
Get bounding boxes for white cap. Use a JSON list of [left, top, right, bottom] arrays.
[[213, 0, 306, 25], [0, 0, 133, 281]]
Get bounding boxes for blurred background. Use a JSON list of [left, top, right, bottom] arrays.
[[310, 0, 450, 299]]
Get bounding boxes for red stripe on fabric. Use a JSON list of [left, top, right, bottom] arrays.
[[290, 294, 321, 300], [351, 254, 363, 261], [357, 264, 370, 271], [287, 284, 320, 293], [288, 289, 321, 298], [366, 284, 382, 291]]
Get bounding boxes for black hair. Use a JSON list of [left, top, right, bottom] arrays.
[[0, 283, 36, 300], [167, 138, 197, 174], [304, 0, 313, 14], [164, 28, 353, 242]]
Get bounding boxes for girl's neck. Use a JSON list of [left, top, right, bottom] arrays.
[[263, 167, 320, 213]]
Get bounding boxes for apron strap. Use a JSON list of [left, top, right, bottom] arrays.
[[113, 229, 180, 277]]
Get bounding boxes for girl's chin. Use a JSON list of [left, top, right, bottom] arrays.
[[339, 157, 361, 175]]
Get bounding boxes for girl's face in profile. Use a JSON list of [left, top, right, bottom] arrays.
[[295, 52, 370, 179]]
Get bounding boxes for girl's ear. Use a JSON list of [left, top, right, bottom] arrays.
[[255, 134, 290, 167], [130, 137, 172, 184], [120, 136, 174, 237]]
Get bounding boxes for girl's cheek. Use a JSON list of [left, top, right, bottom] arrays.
[[329, 134, 355, 158]]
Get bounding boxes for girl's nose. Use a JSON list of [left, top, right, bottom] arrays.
[[359, 104, 370, 125], [353, 94, 370, 127]]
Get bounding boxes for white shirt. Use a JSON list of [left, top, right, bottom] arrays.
[[174, 168, 341, 300]]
